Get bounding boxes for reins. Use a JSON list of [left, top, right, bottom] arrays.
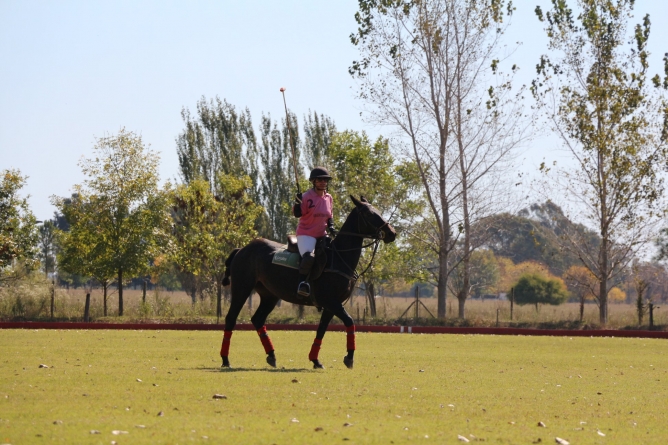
[[326, 206, 387, 280]]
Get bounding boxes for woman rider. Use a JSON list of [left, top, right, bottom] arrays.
[[292, 167, 337, 297]]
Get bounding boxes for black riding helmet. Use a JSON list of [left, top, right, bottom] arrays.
[[309, 167, 332, 181]]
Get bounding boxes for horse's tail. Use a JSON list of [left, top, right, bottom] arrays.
[[222, 248, 241, 286]]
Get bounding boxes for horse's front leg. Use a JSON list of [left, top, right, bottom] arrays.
[[343, 324, 355, 369], [323, 301, 356, 369], [251, 295, 279, 368], [309, 309, 335, 369]]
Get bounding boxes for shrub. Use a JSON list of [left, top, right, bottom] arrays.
[[513, 273, 569, 309]]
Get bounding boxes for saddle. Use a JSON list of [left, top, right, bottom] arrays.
[[272, 235, 329, 282], [286, 235, 299, 253]]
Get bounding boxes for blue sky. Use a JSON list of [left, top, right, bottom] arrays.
[[2, 0, 667, 221]]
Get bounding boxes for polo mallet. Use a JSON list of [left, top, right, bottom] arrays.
[[280, 87, 301, 195]]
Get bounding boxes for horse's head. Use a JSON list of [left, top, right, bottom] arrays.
[[350, 195, 397, 243]]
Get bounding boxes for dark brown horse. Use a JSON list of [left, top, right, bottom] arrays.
[[219, 195, 396, 369]]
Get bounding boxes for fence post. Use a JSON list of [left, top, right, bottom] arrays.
[[142, 280, 147, 304], [496, 308, 500, 327], [415, 286, 419, 323], [510, 287, 514, 321], [84, 293, 91, 322], [50, 280, 55, 320], [649, 302, 655, 330]]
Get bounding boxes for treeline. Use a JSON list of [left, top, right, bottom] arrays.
[[3, 99, 668, 322], [0, 98, 421, 317]]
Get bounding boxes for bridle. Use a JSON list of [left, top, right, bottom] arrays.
[[328, 205, 391, 280], [336, 205, 389, 242]]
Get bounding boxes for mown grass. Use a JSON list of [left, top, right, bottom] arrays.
[[1, 329, 667, 444]]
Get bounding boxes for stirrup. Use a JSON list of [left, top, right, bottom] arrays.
[[297, 281, 310, 297]]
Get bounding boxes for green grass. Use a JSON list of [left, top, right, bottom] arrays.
[[1, 330, 667, 444]]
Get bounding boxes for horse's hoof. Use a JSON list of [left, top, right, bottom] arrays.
[[343, 356, 354, 369], [266, 355, 277, 368], [221, 357, 230, 368], [312, 360, 325, 369]]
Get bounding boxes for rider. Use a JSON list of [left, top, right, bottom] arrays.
[[292, 167, 337, 297]]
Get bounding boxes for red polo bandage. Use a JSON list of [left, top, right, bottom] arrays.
[[346, 325, 356, 351], [220, 330, 233, 357], [257, 326, 274, 354], [308, 338, 323, 361]]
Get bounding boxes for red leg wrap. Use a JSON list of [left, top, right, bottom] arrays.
[[346, 325, 356, 351], [220, 330, 233, 357], [308, 338, 323, 361], [257, 326, 274, 354]]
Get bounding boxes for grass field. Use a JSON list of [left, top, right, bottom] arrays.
[[1, 329, 667, 444]]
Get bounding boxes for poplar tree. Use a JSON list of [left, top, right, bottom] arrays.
[[259, 112, 303, 242], [177, 96, 260, 199], [533, 0, 668, 324]]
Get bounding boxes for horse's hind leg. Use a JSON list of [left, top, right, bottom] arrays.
[[220, 283, 253, 368], [309, 309, 334, 369], [251, 293, 279, 368]]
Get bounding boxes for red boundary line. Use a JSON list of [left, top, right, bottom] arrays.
[[1, 321, 667, 339]]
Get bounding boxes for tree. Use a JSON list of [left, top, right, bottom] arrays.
[[534, 0, 668, 324], [303, 110, 337, 170], [449, 248, 500, 299], [37, 220, 56, 278], [0, 169, 39, 283], [54, 129, 169, 316], [351, 0, 525, 318], [496, 259, 553, 295], [177, 96, 260, 198], [169, 175, 261, 314], [513, 273, 569, 310], [484, 202, 601, 276], [608, 286, 626, 303], [51, 197, 88, 289], [327, 130, 418, 316], [563, 265, 597, 322], [55, 194, 117, 315], [258, 112, 303, 242], [175, 97, 336, 243]]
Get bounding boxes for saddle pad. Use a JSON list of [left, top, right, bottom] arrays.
[[272, 249, 300, 269]]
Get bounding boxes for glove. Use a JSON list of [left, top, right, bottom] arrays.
[[327, 218, 337, 237], [293, 193, 303, 218]]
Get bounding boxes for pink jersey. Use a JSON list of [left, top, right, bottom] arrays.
[[296, 188, 333, 238]]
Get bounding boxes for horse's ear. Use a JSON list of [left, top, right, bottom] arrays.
[[350, 195, 362, 207], [360, 195, 369, 203]]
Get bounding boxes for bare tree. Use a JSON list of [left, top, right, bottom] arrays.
[[351, 0, 527, 318]]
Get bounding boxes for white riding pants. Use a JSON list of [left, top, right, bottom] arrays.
[[296, 235, 317, 257]]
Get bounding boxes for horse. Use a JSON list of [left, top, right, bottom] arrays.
[[219, 195, 397, 369]]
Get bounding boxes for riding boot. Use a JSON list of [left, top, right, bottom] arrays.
[[297, 252, 315, 297]]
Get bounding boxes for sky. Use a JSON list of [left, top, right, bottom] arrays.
[[2, 0, 668, 222]]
